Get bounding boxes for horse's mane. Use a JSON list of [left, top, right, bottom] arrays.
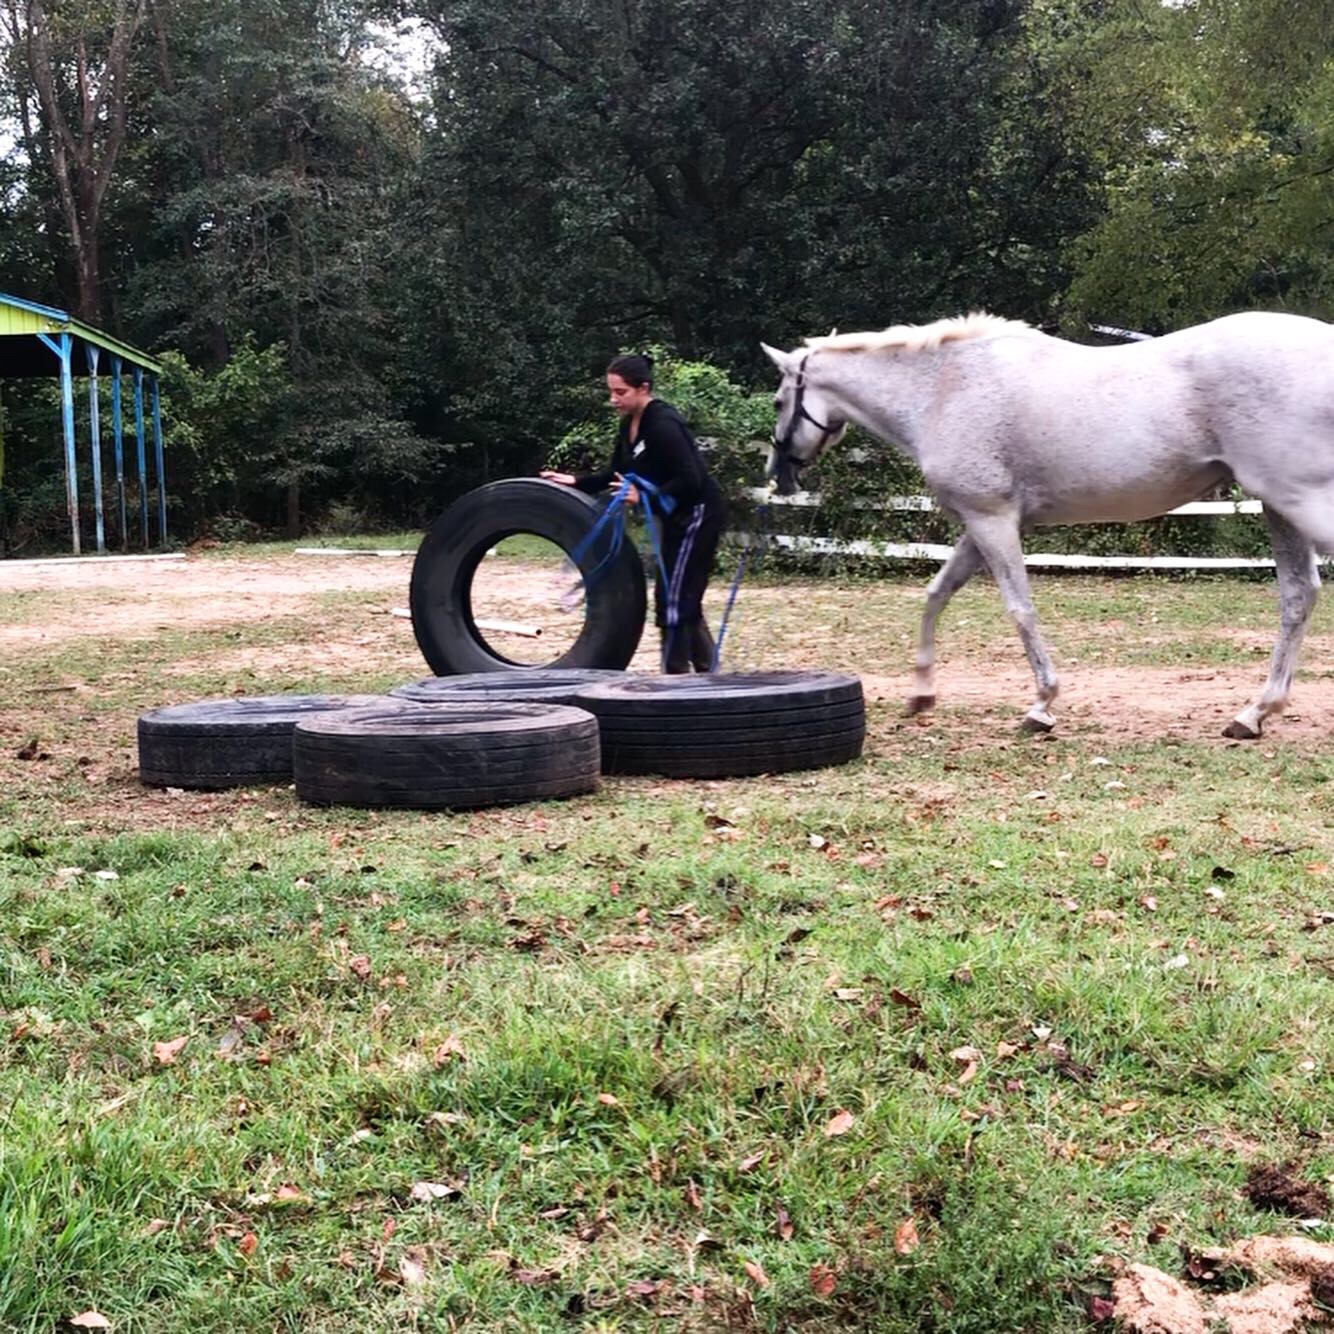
[[803, 312, 1031, 355]]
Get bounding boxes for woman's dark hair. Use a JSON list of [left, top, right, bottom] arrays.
[[607, 352, 653, 388]]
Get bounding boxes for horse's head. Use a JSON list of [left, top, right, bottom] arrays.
[[761, 343, 847, 495]]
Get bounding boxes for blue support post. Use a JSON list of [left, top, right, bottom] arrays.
[[134, 367, 148, 548], [150, 375, 166, 546], [56, 333, 80, 555], [112, 357, 127, 550], [36, 332, 80, 553], [86, 343, 105, 553]]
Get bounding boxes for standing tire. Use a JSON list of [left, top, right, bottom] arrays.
[[390, 668, 629, 708], [138, 694, 386, 789], [573, 671, 866, 777], [293, 701, 601, 809], [409, 479, 646, 676]]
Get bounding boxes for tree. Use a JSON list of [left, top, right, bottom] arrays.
[[403, 0, 1101, 466], [1061, 0, 1334, 328], [1, 0, 150, 321]]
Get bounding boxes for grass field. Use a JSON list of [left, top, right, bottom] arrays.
[[2, 543, 1333, 1331]]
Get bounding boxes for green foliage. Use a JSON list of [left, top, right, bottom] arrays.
[[548, 345, 773, 477], [1059, 0, 1334, 327]]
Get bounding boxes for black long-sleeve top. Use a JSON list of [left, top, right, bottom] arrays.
[[574, 399, 721, 521]]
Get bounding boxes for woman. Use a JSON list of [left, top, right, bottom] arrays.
[[542, 353, 725, 673]]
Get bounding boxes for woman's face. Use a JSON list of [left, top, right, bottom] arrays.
[[607, 373, 651, 416]]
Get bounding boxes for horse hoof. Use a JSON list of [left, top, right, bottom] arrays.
[[1222, 720, 1260, 740], [906, 694, 935, 716], [1020, 712, 1056, 734]]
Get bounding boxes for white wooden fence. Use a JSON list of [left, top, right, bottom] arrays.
[[735, 489, 1300, 571]]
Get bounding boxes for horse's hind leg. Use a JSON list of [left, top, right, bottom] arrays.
[[963, 515, 1060, 731], [1225, 509, 1319, 739], [908, 534, 985, 714]]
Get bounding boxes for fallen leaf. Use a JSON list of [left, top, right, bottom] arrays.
[[433, 1034, 466, 1065], [348, 955, 372, 979], [216, 1025, 244, 1057], [743, 1259, 770, 1288], [685, 1179, 702, 1211], [894, 1218, 920, 1255], [738, 1149, 766, 1172], [596, 1092, 619, 1106], [776, 1204, 794, 1241], [824, 1109, 854, 1137], [513, 1268, 559, 1286], [275, 1184, 305, 1202], [888, 987, 919, 1009], [1087, 1293, 1116, 1322], [809, 1263, 837, 1296], [399, 1251, 428, 1290], [808, 834, 828, 850], [409, 1180, 461, 1203], [152, 1035, 188, 1066], [238, 1232, 258, 1256], [69, 1313, 112, 1330]]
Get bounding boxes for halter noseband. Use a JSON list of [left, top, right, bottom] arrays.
[[775, 353, 838, 456]]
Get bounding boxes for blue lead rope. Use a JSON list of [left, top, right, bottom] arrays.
[[563, 475, 764, 672], [564, 473, 675, 670]]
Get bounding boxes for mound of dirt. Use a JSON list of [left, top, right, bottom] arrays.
[[1245, 1163, 1330, 1220]]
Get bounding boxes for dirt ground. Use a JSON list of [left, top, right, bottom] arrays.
[[5, 550, 1334, 748]]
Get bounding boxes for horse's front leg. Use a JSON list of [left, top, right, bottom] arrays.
[[908, 534, 985, 714], [963, 515, 1060, 732], [1225, 509, 1319, 739]]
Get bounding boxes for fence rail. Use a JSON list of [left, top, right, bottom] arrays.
[[734, 490, 1298, 571]]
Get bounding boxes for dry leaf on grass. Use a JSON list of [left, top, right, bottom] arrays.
[[894, 1218, 920, 1255], [152, 1035, 188, 1066], [409, 1180, 461, 1203], [743, 1259, 770, 1288], [432, 1033, 465, 1065], [824, 1109, 854, 1137], [809, 1264, 837, 1297], [69, 1314, 112, 1330]]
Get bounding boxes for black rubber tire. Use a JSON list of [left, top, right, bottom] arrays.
[[573, 671, 865, 777], [603, 734, 865, 778], [138, 694, 387, 789], [409, 479, 646, 676], [292, 701, 601, 809], [390, 668, 630, 708]]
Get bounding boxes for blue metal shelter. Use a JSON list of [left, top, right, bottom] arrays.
[[0, 291, 166, 555]]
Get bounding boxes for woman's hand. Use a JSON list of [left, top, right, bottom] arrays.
[[612, 473, 640, 505], [540, 470, 577, 486]]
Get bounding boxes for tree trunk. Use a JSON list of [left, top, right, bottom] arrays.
[[286, 481, 301, 538]]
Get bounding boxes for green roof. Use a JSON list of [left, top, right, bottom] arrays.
[[0, 292, 162, 378]]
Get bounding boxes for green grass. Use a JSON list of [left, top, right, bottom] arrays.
[[2, 561, 1334, 1330]]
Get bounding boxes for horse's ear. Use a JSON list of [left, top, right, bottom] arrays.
[[760, 342, 791, 372]]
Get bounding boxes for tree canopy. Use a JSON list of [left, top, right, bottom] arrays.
[[0, 0, 1327, 548]]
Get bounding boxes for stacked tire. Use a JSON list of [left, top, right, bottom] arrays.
[[291, 701, 600, 809], [390, 668, 627, 708], [572, 671, 865, 778], [137, 695, 386, 790]]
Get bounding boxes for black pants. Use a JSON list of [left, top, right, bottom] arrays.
[[655, 497, 724, 671]]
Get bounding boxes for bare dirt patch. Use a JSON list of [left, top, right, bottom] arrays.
[[0, 553, 417, 649]]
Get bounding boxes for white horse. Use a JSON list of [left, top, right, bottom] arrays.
[[761, 311, 1334, 737]]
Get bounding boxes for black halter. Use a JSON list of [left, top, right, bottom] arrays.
[[775, 353, 838, 455]]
